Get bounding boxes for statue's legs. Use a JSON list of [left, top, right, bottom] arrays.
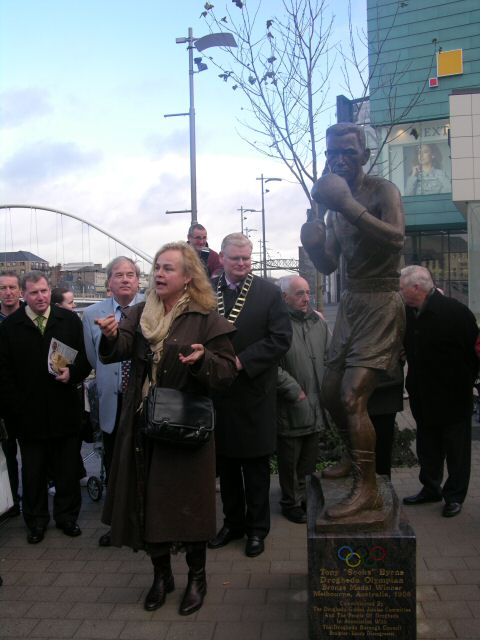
[[321, 368, 352, 478], [323, 366, 382, 519]]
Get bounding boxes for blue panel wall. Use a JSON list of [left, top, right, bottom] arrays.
[[367, 0, 480, 126]]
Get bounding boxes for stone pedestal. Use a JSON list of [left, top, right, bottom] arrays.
[[307, 473, 416, 640]]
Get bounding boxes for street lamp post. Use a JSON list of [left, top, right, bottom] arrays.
[[165, 29, 237, 224], [237, 206, 260, 235], [256, 174, 282, 278]]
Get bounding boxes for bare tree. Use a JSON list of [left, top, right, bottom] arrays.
[[337, 0, 437, 174], [200, 1, 437, 189], [200, 0, 336, 205]]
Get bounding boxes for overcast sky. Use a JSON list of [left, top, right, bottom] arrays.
[[0, 0, 366, 272]]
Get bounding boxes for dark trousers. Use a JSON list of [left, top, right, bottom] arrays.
[[217, 454, 271, 538], [1, 429, 20, 506], [370, 413, 396, 478], [277, 432, 318, 510], [415, 417, 471, 504], [102, 395, 122, 485], [19, 435, 81, 530]]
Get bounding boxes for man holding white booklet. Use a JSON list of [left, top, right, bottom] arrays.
[[0, 271, 91, 544]]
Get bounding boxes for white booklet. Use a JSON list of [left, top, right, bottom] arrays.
[[48, 338, 78, 375]]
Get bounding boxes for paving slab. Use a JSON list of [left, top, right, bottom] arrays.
[[0, 405, 479, 639]]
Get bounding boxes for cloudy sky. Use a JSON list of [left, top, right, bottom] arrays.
[[0, 0, 366, 273]]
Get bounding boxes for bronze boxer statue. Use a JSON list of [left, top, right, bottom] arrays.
[[301, 123, 405, 519]]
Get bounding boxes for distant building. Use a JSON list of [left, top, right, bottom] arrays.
[[332, 0, 480, 311], [0, 251, 49, 276], [56, 263, 106, 297]]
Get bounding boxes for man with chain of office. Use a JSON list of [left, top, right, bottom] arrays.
[[301, 122, 405, 519], [209, 233, 291, 557]]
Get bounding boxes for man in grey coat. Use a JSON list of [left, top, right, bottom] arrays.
[[276, 276, 329, 523], [82, 256, 143, 546]]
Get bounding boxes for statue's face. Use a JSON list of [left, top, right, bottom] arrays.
[[325, 133, 369, 185]]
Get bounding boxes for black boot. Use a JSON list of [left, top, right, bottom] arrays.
[[179, 543, 207, 616], [144, 553, 175, 611]]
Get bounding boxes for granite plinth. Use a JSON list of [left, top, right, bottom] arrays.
[[307, 473, 416, 640]]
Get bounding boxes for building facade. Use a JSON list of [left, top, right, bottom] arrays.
[[0, 251, 49, 276], [366, 0, 480, 313]]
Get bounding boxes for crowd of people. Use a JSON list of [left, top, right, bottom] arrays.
[[0, 123, 478, 614]]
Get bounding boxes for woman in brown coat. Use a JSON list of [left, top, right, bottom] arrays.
[[96, 242, 236, 615]]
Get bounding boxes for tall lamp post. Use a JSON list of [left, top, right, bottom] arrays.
[[165, 29, 237, 224], [237, 206, 260, 235], [256, 174, 282, 278]]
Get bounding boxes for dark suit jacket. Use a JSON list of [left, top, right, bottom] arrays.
[[404, 289, 478, 426], [0, 305, 91, 439], [212, 274, 292, 457]]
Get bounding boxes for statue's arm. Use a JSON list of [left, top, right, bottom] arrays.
[[351, 181, 405, 251], [300, 213, 340, 275], [311, 173, 404, 253]]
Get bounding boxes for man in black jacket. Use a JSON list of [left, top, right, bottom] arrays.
[[0, 272, 91, 543], [208, 233, 292, 557], [400, 265, 478, 517], [0, 270, 23, 517]]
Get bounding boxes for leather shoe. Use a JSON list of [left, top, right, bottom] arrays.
[[98, 531, 112, 547], [282, 506, 307, 524], [245, 536, 264, 557], [443, 502, 462, 518], [27, 527, 45, 544], [403, 491, 442, 506], [56, 521, 82, 537], [207, 526, 244, 549]]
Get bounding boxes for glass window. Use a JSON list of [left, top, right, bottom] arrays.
[[403, 231, 468, 304]]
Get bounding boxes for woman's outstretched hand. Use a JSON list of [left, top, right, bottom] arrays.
[[95, 314, 119, 340], [178, 343, 205, 366]]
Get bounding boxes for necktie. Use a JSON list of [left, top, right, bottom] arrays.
[[36, 316, 46, 334], [119, 307, 132, 392]]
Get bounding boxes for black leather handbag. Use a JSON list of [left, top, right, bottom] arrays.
[[142, 386, 215, 449]]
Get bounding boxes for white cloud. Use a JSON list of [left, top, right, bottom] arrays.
[[0, 140, 102, 187], [0, 88, 52, 128], [0, 146, 307, 273]]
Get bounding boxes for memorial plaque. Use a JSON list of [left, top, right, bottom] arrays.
[[307, 473, 416, 640]]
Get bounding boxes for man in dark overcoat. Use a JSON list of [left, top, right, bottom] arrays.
[[0, 272, 91, 543], [209, 233, 292, 557], [400, 265, 478, 518]]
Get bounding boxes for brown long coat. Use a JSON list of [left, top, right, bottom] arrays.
[[99, 302, 236, 550]]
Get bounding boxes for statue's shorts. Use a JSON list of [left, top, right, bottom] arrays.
[[327, 285, 405, 372]]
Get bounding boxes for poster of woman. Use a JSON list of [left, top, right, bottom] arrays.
[[404, 142, 451, 195]]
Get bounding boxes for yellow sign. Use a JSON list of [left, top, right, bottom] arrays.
[[437, 49, 463, 77]]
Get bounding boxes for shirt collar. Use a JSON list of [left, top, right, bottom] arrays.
[[25, 305, 51, 323]]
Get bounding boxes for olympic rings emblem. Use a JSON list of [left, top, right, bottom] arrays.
[[337, 544, 387, 568]]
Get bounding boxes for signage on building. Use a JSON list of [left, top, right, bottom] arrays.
[[381, 120, 452, 197]]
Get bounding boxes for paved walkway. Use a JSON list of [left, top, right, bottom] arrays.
[[1, 408, 479, 640]]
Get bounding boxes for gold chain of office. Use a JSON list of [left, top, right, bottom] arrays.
[[216, 273, 253, 324]]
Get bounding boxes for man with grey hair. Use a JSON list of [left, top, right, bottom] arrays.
[[400, 265, 478, 517], [82, 256, 143, 545], [209, 233, 291, 557], [276, 275, 329, 523]]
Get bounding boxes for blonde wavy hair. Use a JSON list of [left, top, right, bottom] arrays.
[[148, 241, 217, 311]]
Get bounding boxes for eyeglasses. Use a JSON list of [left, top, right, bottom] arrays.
[[224, 256, 251, 263], [111, 272, 137, 280]]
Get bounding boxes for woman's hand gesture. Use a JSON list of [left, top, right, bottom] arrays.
[[178, 343, 205, 366]]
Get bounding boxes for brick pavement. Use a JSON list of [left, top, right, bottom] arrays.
[[1, 411, 479, 640]]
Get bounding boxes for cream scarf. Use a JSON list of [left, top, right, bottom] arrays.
[[139, 289, 190, 387]]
